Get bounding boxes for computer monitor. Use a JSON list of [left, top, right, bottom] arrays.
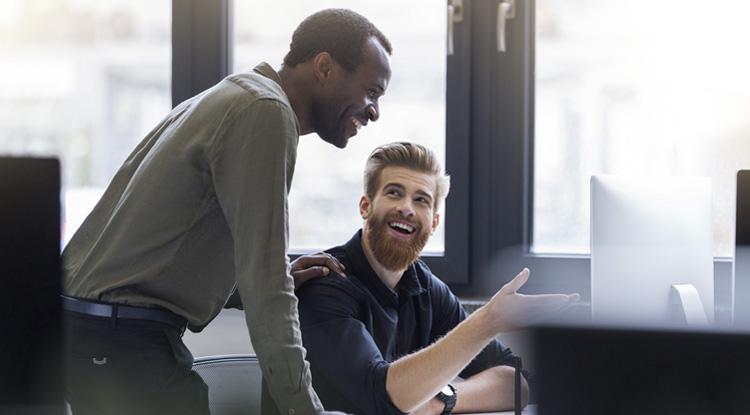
[[590, 175, 714, 328], [532, 324, 750, 415], [735, 170, 750, 329], [0, 157, 63, 413]]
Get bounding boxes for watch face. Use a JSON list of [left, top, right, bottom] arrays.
[[440, 385, 455, 397]]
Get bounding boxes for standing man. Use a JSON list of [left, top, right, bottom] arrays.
[[279, 142, 579, 415], [62, 9, 391, 415]]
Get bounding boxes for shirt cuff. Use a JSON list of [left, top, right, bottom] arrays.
[[274, 386, 324, 415]]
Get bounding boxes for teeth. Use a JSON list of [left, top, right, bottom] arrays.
[[390, 222, 414, 233], [352, 117, 363, 130]]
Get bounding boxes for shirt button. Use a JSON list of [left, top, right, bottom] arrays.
[[288, 410, 295, 415]]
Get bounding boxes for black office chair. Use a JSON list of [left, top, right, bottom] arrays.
[[192, 354, 263, 415]]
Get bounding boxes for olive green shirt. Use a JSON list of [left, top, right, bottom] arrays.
[[63, 63, 323, 414]]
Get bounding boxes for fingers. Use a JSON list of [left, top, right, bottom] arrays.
[[527, 293, 579, 310], [294, 266, 330, 279], [291, 267, 325, 290], [292, 252, 346, 276], [290, 252, 347, 291], [323, 254, 346, 277], [501, 268, 530, 294]]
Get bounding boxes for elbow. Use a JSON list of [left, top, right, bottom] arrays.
[[365, 363, 410, 415], [520, 376, 530, 409], [385, 383, 416, 413], [384, 371, 422, 413]]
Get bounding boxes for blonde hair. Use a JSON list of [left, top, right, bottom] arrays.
[[363, 142, 451, 211]]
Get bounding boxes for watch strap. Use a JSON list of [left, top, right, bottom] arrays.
[[437, 383, 456, 415]]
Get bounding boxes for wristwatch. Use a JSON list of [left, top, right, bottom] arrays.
[[436, 383, 456, 415]]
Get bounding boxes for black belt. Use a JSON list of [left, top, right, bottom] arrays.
[[61, 295, 188, 330]]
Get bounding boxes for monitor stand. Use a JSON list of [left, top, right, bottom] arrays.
[[670, 284, 709, 326]]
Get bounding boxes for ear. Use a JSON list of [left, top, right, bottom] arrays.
[[431, 213, 440, 235], [359, 195, 372, 220], [312, 52, 335, 84]]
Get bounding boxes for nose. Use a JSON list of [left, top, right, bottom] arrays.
[[366, 101, 380, 123], [396, 199, 415, 217]]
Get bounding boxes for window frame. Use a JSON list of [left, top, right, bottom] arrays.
[[448, 0, 732, 310], [172, 0, 233, 107]]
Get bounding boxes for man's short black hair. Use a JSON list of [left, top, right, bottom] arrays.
[[283, 8, 393, 72]]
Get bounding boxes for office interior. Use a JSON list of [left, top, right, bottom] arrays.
[[2, 0, 750, 413]]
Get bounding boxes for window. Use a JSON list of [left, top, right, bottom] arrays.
[[533, 0, 750, 257], [233, 0, 447, 254], [0, 0, 172, 246], [452, 0, 746, 304]]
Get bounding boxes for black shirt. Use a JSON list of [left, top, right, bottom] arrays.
[[294, 230, 519, 415]]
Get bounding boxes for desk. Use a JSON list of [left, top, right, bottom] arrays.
[[465, 404, 537, 415]]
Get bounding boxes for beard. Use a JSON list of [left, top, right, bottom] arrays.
[[365, 213, 431, 272]]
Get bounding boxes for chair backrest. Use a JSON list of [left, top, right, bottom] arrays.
[[192, 354, 262, 415]]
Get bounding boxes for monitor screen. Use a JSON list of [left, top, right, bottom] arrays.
[[0, 157, 63, 412], [590, 175, 714, 328]]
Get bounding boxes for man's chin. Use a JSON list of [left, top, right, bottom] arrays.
[[371, 237, 426, 272], [318, 133, 349, 149]]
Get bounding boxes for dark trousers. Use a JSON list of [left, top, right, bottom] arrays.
[[64, 311, 210, 415]]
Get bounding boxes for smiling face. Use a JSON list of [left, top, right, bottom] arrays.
[[360, 166, 440, 272], [310, 36, 392, 149]]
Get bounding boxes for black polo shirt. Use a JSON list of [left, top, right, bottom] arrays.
[[294, 230, 519, 415]]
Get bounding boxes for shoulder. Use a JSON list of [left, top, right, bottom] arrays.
[[296, 243, 367, 318], [297, 272, 364, 302], [296, 275, 368, 325], [186, 66, 296, 135], [225, 65, 289, 107]]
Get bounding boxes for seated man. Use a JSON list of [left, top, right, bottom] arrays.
[[268, 142, 579, 415]]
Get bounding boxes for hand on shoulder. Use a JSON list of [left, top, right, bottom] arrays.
[[291, 252, 347, 290]]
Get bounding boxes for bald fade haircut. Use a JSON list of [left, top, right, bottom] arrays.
[[283, 8, 393, 72], [364, 142, 451, 211]]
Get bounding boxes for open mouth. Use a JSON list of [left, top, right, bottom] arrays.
[[388, 220, 415, 235], [351, 117, 363, 131]]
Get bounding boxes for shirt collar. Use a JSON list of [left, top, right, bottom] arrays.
[[344, 230, 426, 305], [253, 62, 282, 87]]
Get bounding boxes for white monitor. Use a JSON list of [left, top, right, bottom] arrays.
[[590, 175, 714, 328]]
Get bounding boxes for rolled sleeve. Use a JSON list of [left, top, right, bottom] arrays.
[[297, 278, 405, 415]]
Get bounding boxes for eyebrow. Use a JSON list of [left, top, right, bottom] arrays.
[[383, 183, 433, 200], [368, 81, 386, 94], [369, 85, 385, 96], [383, 183, 405, 192], [415, 190, 434, 201]]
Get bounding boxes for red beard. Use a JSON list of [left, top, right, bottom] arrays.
[[365, 213, 431, 272]]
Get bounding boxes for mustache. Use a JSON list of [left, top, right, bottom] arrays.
[[383, 214, 421, 231]]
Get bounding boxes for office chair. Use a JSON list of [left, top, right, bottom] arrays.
[[192, 354, 263, 415]]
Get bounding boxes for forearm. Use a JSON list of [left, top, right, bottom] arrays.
[[389, 268, 577, 413], [385, 306, 499, 412], [411, 366, 528, 415], [452, 365, 528, 413]]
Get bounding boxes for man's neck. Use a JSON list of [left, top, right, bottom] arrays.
[[361, 233, 405, 292], [277, 64, 314, 135]]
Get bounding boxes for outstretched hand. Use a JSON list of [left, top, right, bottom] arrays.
[[291, 252, 347, 291], [483, 268, 580, 333]]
